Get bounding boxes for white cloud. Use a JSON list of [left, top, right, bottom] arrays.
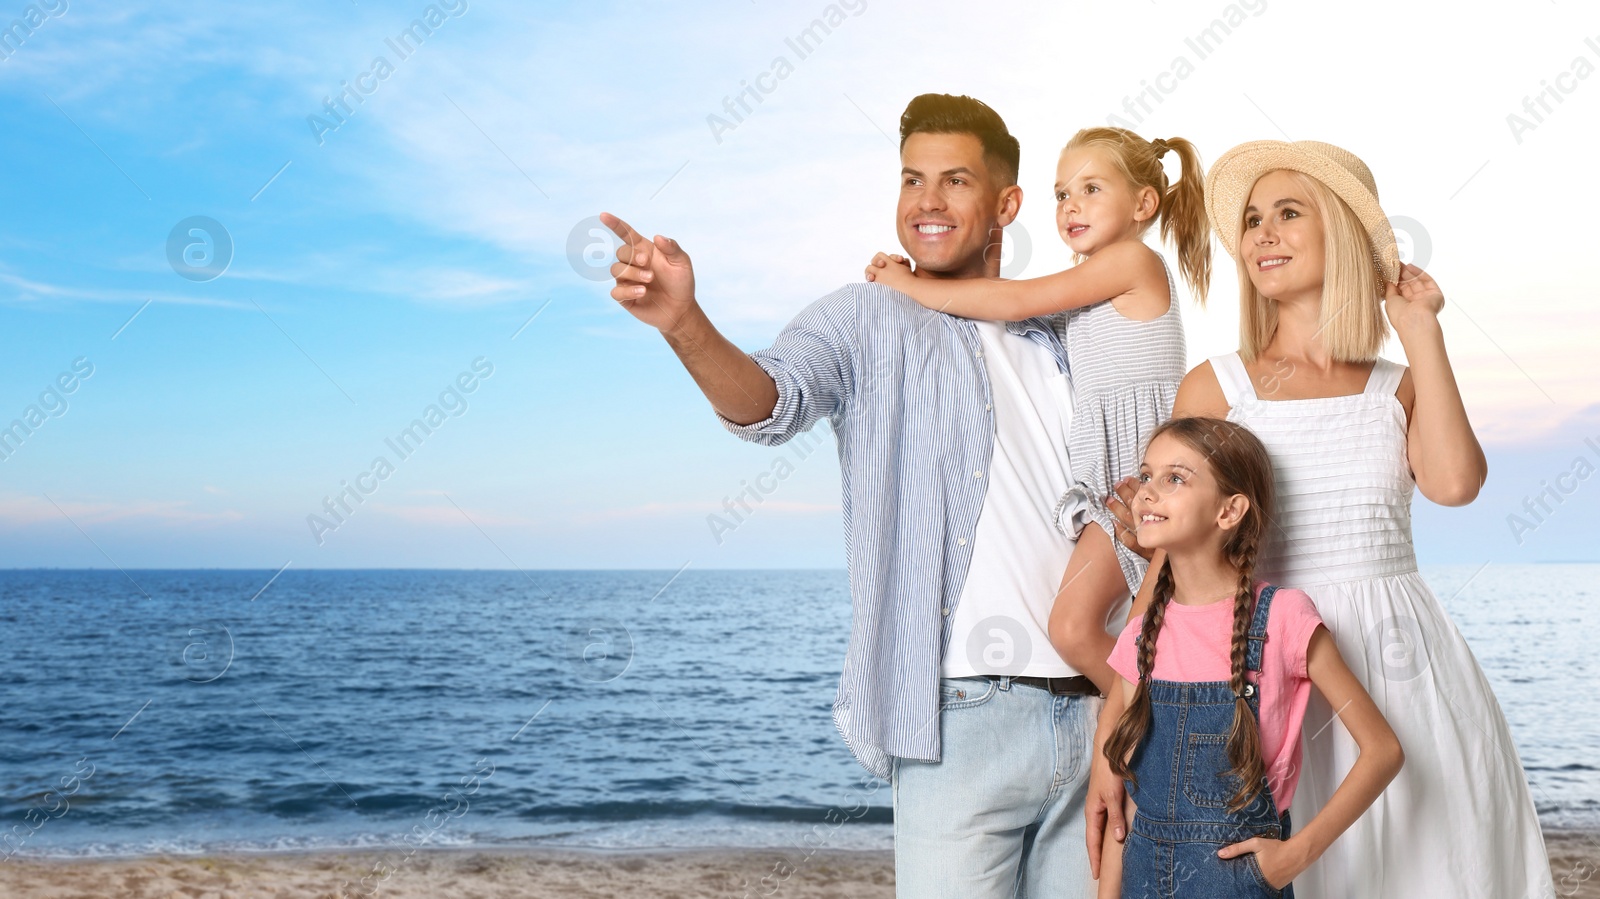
[[0, 270, 254, 310], [0, 493, 244, 527]]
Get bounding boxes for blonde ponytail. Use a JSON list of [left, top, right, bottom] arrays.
[[1063, 128, 1213, 305]]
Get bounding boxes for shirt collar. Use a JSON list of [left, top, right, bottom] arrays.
[[1004, 316, 1059, 338], [1003, 315, 1070, 377]]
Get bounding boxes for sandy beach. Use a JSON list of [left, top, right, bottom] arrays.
[[1, 832, 1593, 898], [0, 846, 896, 899], [1550, 831, 1600, 899]]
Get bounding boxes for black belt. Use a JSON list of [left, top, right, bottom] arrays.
[[985, 673, 1101, 696]]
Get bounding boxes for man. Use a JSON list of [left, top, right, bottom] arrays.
[[603, 93, 1125, 897]]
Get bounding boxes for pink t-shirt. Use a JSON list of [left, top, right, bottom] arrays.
[[1107, 580, 1324, 810]]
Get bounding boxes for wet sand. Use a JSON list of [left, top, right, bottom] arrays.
[[0, 846, 896, 899], [0, 832, 1593, 898]]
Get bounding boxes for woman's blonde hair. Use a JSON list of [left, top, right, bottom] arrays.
[[1235, 170, 1389, 363], [1062, 127, 1211, 306]]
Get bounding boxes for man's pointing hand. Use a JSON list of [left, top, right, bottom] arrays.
[[601, 211, 698, 334]]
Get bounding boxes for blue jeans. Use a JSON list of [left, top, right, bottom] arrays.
[[892, 675, 1101, 898]]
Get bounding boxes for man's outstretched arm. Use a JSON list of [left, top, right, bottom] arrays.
[[602, 212, 777, 425]]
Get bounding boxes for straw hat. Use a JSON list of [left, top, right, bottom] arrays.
[[1205, 140, 1399, 284]]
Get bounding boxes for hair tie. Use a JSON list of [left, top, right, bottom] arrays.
[[1151, 138, 1170, 157]]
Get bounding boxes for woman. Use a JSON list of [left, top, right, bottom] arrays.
[[1086, 140, 1552, 898]]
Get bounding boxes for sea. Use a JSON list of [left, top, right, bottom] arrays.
[[0, 565, 1594, 861]]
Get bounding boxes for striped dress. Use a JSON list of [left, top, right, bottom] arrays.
[[1052, 251, 1187, 598]]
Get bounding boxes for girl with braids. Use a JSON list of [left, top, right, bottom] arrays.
[[1096, 417, 1402, 899], [864, 127, 1207, 699]]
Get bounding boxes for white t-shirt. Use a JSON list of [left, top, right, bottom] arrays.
[[941, 320, 1112, 678]]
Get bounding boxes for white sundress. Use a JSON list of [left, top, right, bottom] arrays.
[[1210, 350, 1554, 899]]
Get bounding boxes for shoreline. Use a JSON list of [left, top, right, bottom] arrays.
[[1, 832, 1594, 898], [0, 845, 898, 898]]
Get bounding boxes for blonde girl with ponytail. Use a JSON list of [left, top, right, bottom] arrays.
[[1095, 417, 1402, 898], [864, 128, 1209, 701]]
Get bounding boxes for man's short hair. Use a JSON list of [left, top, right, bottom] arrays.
[[898, 93, 1021, 187]]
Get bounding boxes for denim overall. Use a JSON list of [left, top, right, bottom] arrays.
[[1121, 584, 1294, 898]]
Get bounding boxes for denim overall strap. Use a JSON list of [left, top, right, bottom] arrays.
[[1243, 584, 1279, 678]]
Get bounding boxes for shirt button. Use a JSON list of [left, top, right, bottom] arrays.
[[975, 351, 983, 358], [985, 403, 992, 411], [941, 607, 951, 616], [957, 537, 967, 546], [973, 470, 983, 479]]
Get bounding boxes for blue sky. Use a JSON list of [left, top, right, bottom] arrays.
[[1, 0, 1596, 570]]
